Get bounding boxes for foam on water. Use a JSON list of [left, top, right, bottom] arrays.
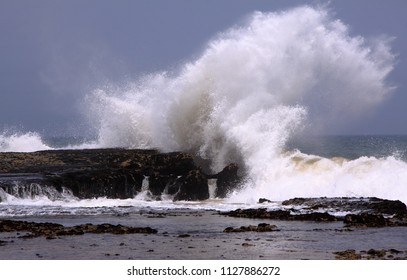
[[0, 6, 403, 207], [227, 151, 407, 204], [83, 6, 398, 202]]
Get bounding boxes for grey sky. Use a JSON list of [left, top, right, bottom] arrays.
[[0, 0, 406, 136]]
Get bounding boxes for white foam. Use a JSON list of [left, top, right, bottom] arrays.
[[0, 132, 51, 152], [0, 6, 401, 207], [83, 6, 398, 203], [227, 151, 407, 204]]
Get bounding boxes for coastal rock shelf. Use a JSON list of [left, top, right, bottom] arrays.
[[0, 219, 157, 238], [0, 148, 241, 201], [222, 197, 407, 228]]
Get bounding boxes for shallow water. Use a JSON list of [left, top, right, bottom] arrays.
[[1, 210, 406, 260]]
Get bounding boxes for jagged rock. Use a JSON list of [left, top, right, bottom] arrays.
[[334, 249, 407, 260], [367, 249, 386, 258], [222, 208, 338, 222], [224, 223, 278, 232], [258, 198, 272, 204], [282, 197, 407, 216], [344, 213, 389, 227], [47, 169, 144, 199], [148, 173, 176, 197], [173, 170, 209, 201], [296, 212, 339, 222], [344, 212, 407, 227], [0, 219, 157, 238], [211, 163, 240, 198], [334, 250, 362, 260], [223, 207, 406, 227], [0, 148, 242, 201]]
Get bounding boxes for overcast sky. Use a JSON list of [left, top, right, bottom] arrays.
[[0, 0, 406, 136]]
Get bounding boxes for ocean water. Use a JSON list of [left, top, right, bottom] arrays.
[[1, 134, 406, 218], [1, 6, 405, 217]]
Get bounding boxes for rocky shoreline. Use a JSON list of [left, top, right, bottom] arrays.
[[1, 148, 407, 260], [1, 209, 406, 260], [222, 197, 407, 228], [0, 219, 157, 239], [334, 249, 407, 260], [1, 195, 407, 260], [0, 148, 240, 201]]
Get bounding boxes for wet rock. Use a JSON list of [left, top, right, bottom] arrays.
[[48, 169, 143, 199], [390, 212, 407, 226], [148, 174, 175, 196], [0, 148, 244, 201], [222, 208, 339, 222], [367, 249, 386, 258], [211, 163, 240, 198], [282, 197, 407, 216], [335, 249, 407, 260], [0, 219, 157, 238], [224, 223, 278, 232], [344, 213, 389, 228], [334, 250, 362, 260], [258, 198, 272, 204], [299, 212, 339, 222], [343, 213, 407, 228], [389, 249, 402, 254], [220, 208, 407, 227], [173, 170, 209, 201], [222, 208, 277, 219]]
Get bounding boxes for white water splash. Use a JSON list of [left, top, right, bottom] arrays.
[[83, 6, 397, 202], [1, 6, 401, 205], [0, 132, 51, 152]]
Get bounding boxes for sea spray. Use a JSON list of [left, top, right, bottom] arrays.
[[0, 6, 401, 205], [84, 6, 397, 202], [0, 131, 51, 152], [227, 151, 407, 204]]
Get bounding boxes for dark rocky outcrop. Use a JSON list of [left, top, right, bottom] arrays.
[[222, 208, 339, 222], [210, 163, 240, 198], [334, 249, 407, 260], [222, 197, 407, 226], [224, 223, 279, 233], [344, 213, 388, 228], [258, 198, 272, 204], [282, 197, 407, 216], [173, 169, 209, 201], [333, 249, 362, 260], [344, 213, 407, 228], [280, 197, 407, 227], [0, 219, 157, 239], [0, 149, 242, 201]]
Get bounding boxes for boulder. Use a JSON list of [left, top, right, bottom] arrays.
[[0, 149, 214, 201], [334, 250, 362, 260], [258, 198, 272, 204], [282, 197, 407, 216], [222, 208, 338, 222], [47, 169, 144, 199], [344, 213, 388, 227], [173, 170, 209, 201], [224, 223, 278, 232], [0, 219, 157, 238], [212, 163, 240, 198]]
